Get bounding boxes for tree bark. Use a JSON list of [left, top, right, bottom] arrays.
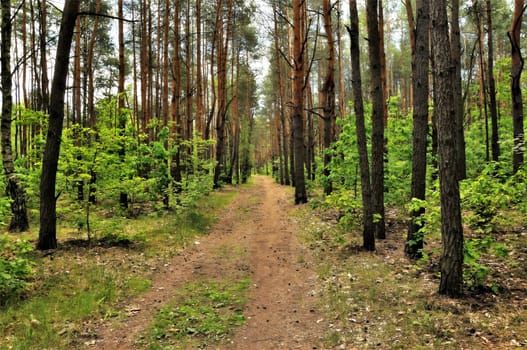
[[40, 0, 49, 113], [171, 0, 182, 193], [1, 0, 29, 232], [321, 0, 336, 195], [118, 0, 128, 208], [38, 0, 81, 250], [196, 0, 204, 138], [406, 0, 429, 259], [273, 4, 290, 186], [431, 0, 464, 297], [366, 0, 386, 239], [213, 0, 234, 188], [348, 0, 375, 251], [450, 0, 466, 180], [292, 0, 307, 204], [486, 0, 500, 162], [509, 0, 525, 173]]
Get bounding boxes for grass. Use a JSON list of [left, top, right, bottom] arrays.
[[298, 205, 527, 349], [142, 278, 251, 350], [0, 187, 238, 350]]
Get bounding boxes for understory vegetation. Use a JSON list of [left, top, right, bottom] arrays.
[[299, 192, 527, 349], [143, 278, 250, 350], [295, 99, 527, 347], [0, 183, 237, 350]]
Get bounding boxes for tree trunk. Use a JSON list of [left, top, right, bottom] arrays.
[[213, 0, 234, 188], [171, 0, 182, 193], [336, 0, 346, 124], [86, 0, 101, 205], [379, 0, 388, 125], [450, 0, 466, 180], [140, 0, 150, 136], [348, 0, 375, 251], [476, 7, 491, 162], [1, 0, 29, 232], [321, 0, 336, 195], [118, 0, 128, 208], [273, 5, 290, 186], [366, 0, 386, 239], [292, 0, 307, 204], [196, 0, 204, 138], [406, 0, 429, 259], [40, 0, 49, 113], [509, 0, 525, 173], [432, 0, 464, 297], [38, 0, 81, 250], [486, 0, 500, 162]]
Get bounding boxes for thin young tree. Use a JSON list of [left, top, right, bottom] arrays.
[[118, 0, 128, 208], [405, 0, 429, 258], [347, 0, 375, 251], [431, 0, 464, 297], [38, 0, 81, 250], [272, 3, 290, 186], [1, 0, 30, 232], [486, 0, 500, 162]]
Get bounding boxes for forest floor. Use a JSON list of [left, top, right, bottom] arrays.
[[85, 176, 328, 349], [6, 176, 524, 349]]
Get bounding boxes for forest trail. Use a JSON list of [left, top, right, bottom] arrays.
[[89, 176, 327, 349]]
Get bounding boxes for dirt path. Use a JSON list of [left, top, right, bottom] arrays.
[[89, 176, 326, 349]]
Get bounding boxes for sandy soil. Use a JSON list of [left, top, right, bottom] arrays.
[[88, 176, 327, 349]]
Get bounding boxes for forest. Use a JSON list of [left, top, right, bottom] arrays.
[[1, 0, 526, 349]]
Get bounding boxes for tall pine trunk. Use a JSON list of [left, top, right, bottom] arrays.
[[292, 0, 307, 204], [509, 0, 525, 173], [431, 0, 464, 297], [38, 0, 81, 250], [348, 0, 374, 251], [118, 0, 128, 208], [450, 0, 466, 180], [1, 0, 29, 232], [406, 0, 429, 258], [321, 0, 336, 195], [366, 0, 386, 239], [486, 0, 500, 162]]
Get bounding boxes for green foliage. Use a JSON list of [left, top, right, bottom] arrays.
[[0, 196, 13, 227], [461, 162, 527, 233], [0, 237, 34, 304], [464, 235, 508, 292], [147, 279, 250, 349], [407, 189, 441, 239], [384, 114, 413, 205]]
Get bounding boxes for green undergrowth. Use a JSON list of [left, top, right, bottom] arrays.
[[298, 205, 527, 349], [141, 278, 251, 350], [0, 187, 239, 350]]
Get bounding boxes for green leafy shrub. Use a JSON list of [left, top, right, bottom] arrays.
[[464, 235, 508, 292], [461, 162, 527, 233], [0, 195, 12, 227], [325, 189, 362, 232], [0, 237, 34, 304]]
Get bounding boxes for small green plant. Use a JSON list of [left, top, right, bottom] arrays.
[[147, 278, 250, 349], [0, 237, 34, 305], [464, 235, 508, 292]]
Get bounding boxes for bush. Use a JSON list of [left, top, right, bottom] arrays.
[[0, 237, 34, 304]]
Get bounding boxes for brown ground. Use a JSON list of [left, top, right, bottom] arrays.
[[89, 176, 327, 350]]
